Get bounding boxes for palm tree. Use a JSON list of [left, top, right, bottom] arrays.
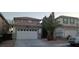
[[42, 12, 61, 41]]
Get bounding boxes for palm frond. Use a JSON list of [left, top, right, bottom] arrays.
[[42, 12, 62, 33]]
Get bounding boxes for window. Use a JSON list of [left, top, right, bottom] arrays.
[[27, 29, 28, 31], [76, 19, 79, 24], [35, 29, 37, 31], [30, 29, 31, 31], [70, 18, 75, 24], [55, 31, 63, 37], [63, 18, 68, 24], [21, 29, 23, 31]]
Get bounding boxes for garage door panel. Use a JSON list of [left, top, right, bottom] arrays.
[[17, 31, 22, 39], [16, 31, 38, 39], [65, 30, 76, 37]]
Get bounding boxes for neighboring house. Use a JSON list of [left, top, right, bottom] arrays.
[[0, 13, 9, 37], [55, 15, 79, 38], [13, 17, 41, 39]]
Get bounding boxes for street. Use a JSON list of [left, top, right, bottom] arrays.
[[0, 39, 79, 47], [14, 39, 70, 47]]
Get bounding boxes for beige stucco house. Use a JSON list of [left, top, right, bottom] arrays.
[[13, 17, 42, 39], [55, 15, 79, 38]]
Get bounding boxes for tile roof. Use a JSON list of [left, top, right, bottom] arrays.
[[14, 17, 41, 21], [14, 17, 42, 27], [56, 15, 79, 20], [0, 13, 9, 25]]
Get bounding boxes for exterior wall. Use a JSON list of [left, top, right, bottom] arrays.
[[0, 17, 3, 34], [0, 16, 9, 34], [14, 19, 41, 27], [57, 18, 63, 24], [38, 28, 42, 39], [3, 20, 9, 33]]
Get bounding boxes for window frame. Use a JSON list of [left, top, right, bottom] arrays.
[[63, 18, 68, 24], [70, 18, 75, 24]]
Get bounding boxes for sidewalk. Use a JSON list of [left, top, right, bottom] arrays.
[[41, 39, 69, 47], [41, 38, 68, 43]]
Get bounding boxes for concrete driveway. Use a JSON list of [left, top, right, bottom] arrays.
[[14, 39, 70, 47]]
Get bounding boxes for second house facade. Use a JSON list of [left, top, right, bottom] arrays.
[[13, 17, 41, 39], [55, 15, 79, 38]]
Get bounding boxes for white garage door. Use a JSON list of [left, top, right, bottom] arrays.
[[16, 30, 38, 39], [64, 29, 76, 37]]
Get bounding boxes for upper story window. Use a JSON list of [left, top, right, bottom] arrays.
[[63, 18, 68, 24], [76, 19, 79, 24], [70, 18, 75, 24]]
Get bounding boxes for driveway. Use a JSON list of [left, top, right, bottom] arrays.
[[14, 39, 70, 47]]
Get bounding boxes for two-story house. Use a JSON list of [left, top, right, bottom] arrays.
[[55, 15, 79, 38], [13, 17, 41, 39], [0, 13, 9, 37]]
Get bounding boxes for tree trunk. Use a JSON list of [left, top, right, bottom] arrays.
[[47, 31, 53, 41]]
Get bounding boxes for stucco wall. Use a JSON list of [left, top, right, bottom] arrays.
[[0, 17, 3, 34], [0, 16, 9, 34]]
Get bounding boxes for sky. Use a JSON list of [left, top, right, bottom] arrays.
[[2, 12, 79, 21], [2, 12, 51, 20]]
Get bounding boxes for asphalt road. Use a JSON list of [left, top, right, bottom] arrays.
[[14, 39, 71, 47], [0, 39, 79, 47]]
